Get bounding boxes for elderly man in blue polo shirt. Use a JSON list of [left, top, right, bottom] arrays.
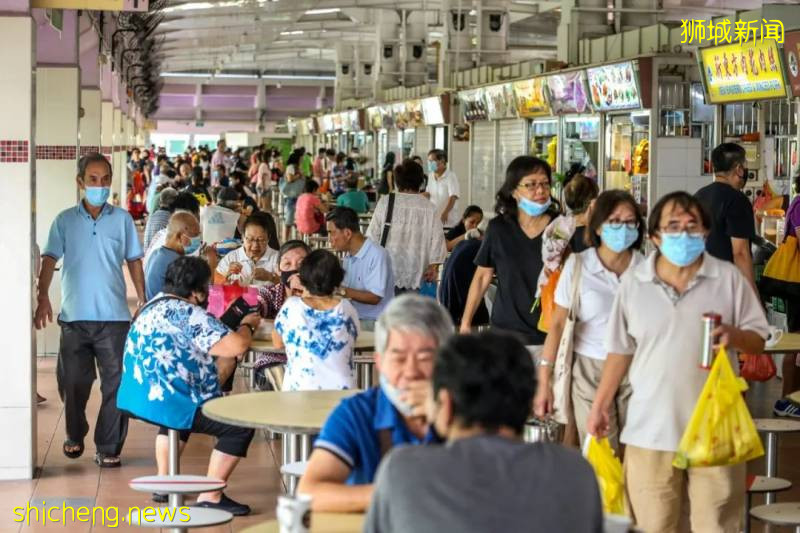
[[34, 153, 146, 468], [297, 294, 453, 512], [326, 207, 394, 328]]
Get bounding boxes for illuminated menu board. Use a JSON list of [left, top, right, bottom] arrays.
[[586, 61, 641, 111]]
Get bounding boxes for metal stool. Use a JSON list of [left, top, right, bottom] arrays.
[[279, 461, 308, 494], [754, 418, 800, 504], [745, 476, 793, 533], [751, 502, 800, 532]]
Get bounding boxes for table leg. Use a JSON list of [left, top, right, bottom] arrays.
[[300, 434, 311, 461], [281, 433, 290, 492], [288, 433, 299, 494], [247, 350, 256, 390], [744, 492, 751, 533], [765, 432, 778, 504], [359, 363, 373, 389]]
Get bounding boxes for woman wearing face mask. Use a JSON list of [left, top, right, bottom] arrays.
[[460, 156, 558, 357], [586, 192, 769, 533], [424, 149, 460, 228], [252, 240, 311, 390], [534, 190, 645, 452]]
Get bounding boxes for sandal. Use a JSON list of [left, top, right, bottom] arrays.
[[63, 439, 84, 459], [94, 452, 121, 468]]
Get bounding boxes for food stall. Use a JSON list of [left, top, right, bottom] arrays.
[[460, 88, 495, 213], [546, 70, 599, 180], [484, 83, 526, 182], [405, 99, 429, 157], [390, 102, 407, 161], [781, 30, 800, 185], [422, 95, 451, 153], [513, 77, 557, 169], [319, 114, 336, 149]]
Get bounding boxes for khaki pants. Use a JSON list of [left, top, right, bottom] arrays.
[[571, 353, 631, 452], [624, 445, 745, 533]]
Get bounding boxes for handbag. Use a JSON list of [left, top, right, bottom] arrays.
[[551, 254, 582, 425], [379, 193, 396, 247], [740, 353, 777, 382], [759, 235, 800, 299]]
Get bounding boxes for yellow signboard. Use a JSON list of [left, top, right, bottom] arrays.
[[32, 0, 147, 11], [512, 78, 551, 117], [700, 39, 787, 103]]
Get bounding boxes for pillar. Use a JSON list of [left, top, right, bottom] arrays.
[[79, 10, 101, 158], [112, 107, 125, 204], [0, 7, 36, 480], [35, 9, 79, 359], [100, 63, 114, 165]]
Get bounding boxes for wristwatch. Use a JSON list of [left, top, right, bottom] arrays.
[[338, 287, 347, 298], [537, 359, 554, 368], [241, 323, 256, 336]]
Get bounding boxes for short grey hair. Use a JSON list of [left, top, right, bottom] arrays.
[[375, 294, 454, 354], [159, 187, 179, 208], [78, 152, 112, 178]]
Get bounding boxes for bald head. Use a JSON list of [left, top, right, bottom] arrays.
[[167, 211, 200, 240]]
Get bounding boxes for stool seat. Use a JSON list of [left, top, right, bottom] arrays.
[[748, 476, 793, 493], [126, 506, 233, 528], [754, 418, 800, 433], [751, 503, 800, 527], [280, 460, 307, 478], [129, 475, 226, 494]]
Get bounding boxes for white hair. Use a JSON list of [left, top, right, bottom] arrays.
[[375, 294, 454, 355]]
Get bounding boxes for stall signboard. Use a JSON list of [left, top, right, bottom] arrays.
[[406, 100, 424, 127], [331, 113, 344, 131], [305, 118, 317, 134], [367, 107, 382, 130], [512, 78, 551, 117], [348, 110, 362, 131], [287, 119, 297, 136], [485, 83, 519, 120], [393, 103, 409, 129], [380, 105, 395, 129], [586, 61, 641, 111], [340, 112, 351, 132], [320, 115, 335, 133], [699, 40, 788, 103], [782, 30, 800, 98], [297, 119, 309, 136], [421, 96, 445, 125], [546, 71, 592, 114], [460, 88, 488, 122]]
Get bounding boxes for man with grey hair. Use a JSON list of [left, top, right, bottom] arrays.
[[143, 186, 178, 250], [297, 294, 454, 512]]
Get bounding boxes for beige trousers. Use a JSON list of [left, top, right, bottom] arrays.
[[571, 352, 631, 453], [624, 445, 745, 533]]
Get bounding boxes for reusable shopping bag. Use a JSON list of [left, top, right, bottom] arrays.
[[740, 353, 777, 382], [583, 436, 625, 516], [672, 347, 764, 469], [551, 255, 582, 425], [537, 269, 561, 333], [759, 235, 800, 300]]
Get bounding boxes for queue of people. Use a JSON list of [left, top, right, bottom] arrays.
[[30, 138, 796, 532]]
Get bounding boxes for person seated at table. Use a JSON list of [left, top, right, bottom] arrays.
[[252, 240, 311, 390], [272, 249, 360, 391], [297, 294, 454, 512], [116, 256, 259, 515], [445, 205, 483, 251], [365, 330, 603, 533], [326, 207, 394, 328], [216, 213, 280, 285], [143, 192, 201, 268], [336, 177, 369, 214], [296, 179, 329, 236], [144, 212, 202, 300]]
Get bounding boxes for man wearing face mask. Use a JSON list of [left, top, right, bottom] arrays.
[[694, 142, 757, 289], [586, 191, 769, 533], [34, 153, 147, 468], [423, 149, 460, 227], [297, 295, 453, 512], [144, 212, 203, 300]]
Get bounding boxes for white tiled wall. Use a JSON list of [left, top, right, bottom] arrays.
[[80, 88, 102, 147], [654, 137, 710, 202]]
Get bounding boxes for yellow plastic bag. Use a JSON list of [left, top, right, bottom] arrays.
[[672, 347, 764, 469], [583, 436, 626, 515]]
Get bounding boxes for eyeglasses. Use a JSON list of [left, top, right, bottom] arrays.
[[659, 222, 702, 234], [244, 237, 268, 245], [606, 220, 639, 230], [517, 181, 550, 192]]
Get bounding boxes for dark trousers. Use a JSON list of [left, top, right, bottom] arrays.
[[158, 410, 254, 458], [57, 320, 130, 455]]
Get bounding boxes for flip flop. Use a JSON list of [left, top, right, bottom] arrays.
[[63, 439, 84, 459], [94, 453, 121, 468]]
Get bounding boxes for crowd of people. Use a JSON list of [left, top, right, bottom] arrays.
[[30, 137, 800, 531]]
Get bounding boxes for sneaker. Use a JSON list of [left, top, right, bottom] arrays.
[[195, 493, 251, 516], [152, 493, 168, 503], [773, 398, 800, 418]]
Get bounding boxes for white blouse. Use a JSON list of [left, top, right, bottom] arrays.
[[366, 193, 447, 290]]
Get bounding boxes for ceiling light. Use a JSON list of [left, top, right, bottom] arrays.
[[305, 8, 340, 15], [469, 9, 476, 15], [279, 30, 304, 35], [162, 0, 244, 12]]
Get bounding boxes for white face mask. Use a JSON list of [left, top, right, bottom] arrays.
[[379, 373, 414, 417]]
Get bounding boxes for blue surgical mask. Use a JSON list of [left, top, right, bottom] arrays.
[[601, 224, 639, 253], [518, 196, 551, 217], [212, 170, 220, 180], [85, 186, 110, 207], [659, 232, 706, 267], [427, 161, 438, 173], [379, 373, 415, 417], [184, 235, 202, 255]]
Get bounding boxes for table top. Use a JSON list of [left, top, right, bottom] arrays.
[[750, 503, 800, 526], [202, 389, 358, 433], [128, 475, 226, 494], [747, 475, 793, 493], [764, 332, 800, 354], [240, 513, 364, 533], [251, 330, 375, 354], [125, 507, 232, 528], [754, 418, 800, 433]]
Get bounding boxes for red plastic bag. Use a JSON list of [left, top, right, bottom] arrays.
[[537, 269, 561, 333], [207, 283, 259, 318], [740, 353, 777, 382]]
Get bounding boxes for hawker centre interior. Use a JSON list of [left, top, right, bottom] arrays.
[[3, 0, 800, 531]]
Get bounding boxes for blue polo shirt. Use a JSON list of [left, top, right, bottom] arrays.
[[315, 387, 438, 484], [43, 202, 144, 322], [343, 238, 394, 321]]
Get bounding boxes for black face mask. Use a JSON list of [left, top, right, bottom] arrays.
[[280, 270, 299, 287], [197, 292, 209, 309], [741, 167, 749, 184]]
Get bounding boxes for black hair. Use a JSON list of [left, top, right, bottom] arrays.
[[78, 152, 113, 178], [647, 191, 712, 238], [304, 179, 319, 194], [318, 148, 327, 155], [326, 148, 337, 157], [793, 174, 800, 195], [169, 192, 201, 216], [345, 176, 359, 189], [382, 151, 396, 171], [326, 206, 360, 233], [586, 190, 645, 250], [564, 175, 599, 214], [433, 331, 536, 435], [394, 159, 425, 192], [243, 212, 272, 241], [462, 205, 483, 220], [345, 158, 356, 172], [163, 256, 212, 299], [299, 249, 344, 296], [336, 152, 346, 164], [711, 142, 746, 175], [279, 239, 311, 264], [428, 149, 447, 163], [190, 165, 203, 181], [495, 156, 554, 221], [287, 151, 301, 167]]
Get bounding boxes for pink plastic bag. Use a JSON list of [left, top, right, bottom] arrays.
[[207, 284, 259, 318]]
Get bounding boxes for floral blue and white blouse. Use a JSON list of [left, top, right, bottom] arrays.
[[275, 296, 360, 391], [117, 295, 230, 430]]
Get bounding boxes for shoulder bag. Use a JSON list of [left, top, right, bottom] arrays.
[[379, 193, 396, 247], [551, 254, 582, 425]]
